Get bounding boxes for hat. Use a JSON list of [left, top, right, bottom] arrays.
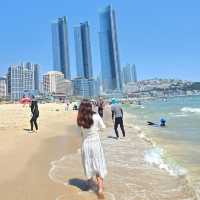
[[111, 98, 116, 104], [112, 98, 119, 104]]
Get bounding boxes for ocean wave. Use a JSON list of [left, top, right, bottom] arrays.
[[144, 147, 187, 177], [125, 111, 188, 177], [181, 107, 200, 114], [125, 110, 199, 199]]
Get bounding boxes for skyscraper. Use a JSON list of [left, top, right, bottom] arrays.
[[74, 21, 93, 79], [33, 64, 40, 92], [99, 5, 122, 93], [123, 64, 137, 84], [73, 21, 96, 97], [52, 16, 71, 79]]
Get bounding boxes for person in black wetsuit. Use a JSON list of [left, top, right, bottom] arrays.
[[30, 96, 39, 132]]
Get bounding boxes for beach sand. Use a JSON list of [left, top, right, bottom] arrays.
[[0, 103, 195, 200]]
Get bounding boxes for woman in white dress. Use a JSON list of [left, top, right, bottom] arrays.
[[77, 100, 107, 197]]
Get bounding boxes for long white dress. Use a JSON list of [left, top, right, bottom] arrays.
[[81, 114, 107, 179]]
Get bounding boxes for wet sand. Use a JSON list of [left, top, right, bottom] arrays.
[[0, 103, 196, 200], [0, 103, 90, 200]]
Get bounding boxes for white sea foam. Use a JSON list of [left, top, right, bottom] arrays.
[[169, 112, 188, 117], [144, 147, 187, 177], [125, 111, 188, 177], [181, 107, 200, 114], [49, 107, 197, 200], [48, 156, 69, 185], [174, 114, 188, 117]]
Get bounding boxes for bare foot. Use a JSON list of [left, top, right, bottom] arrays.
[[96, 177, 104, 198], [97, 192, 105, 199]]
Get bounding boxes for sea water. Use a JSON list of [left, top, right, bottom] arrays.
[[124, 95, 200, 198], [48, 96, 198, 200]]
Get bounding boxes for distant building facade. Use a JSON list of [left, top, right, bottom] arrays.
[[43, 71, 72, 96], [64, 79, 73, 96], [74, 21, 93, 79], [99, 5, 122, 93], [33, 64, 40, 92], [72, 77, 96, 97], [52, 16, 71, 79], [7, 62, 39, 101], [123, 64, 137, 84], [0, 77, 7, 97], [43, 71, 65, 94]]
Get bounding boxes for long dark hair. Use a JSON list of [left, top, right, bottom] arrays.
[[77, 100, 94, 129]]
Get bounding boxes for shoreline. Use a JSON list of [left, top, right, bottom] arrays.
[[123, 105, 199, 199], [0, 103, 197, 199], [0, 103, 83, 199], [48, 107, 195, 199]]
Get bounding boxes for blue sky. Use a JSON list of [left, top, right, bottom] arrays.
[[0, 0, 200, 81]]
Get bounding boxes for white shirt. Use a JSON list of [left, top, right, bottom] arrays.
[[81, 114, 106, 138], [111, 103, 123, 118]]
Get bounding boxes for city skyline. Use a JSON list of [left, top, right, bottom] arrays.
[[0, 1, 200, 81]]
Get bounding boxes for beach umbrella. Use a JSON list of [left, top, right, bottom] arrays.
[[20, 97, 31, 104]]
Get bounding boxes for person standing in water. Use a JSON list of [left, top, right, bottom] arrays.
[[30, 95, 39, 133], [111, 98, 126, 139], [77, 100, 107, 198]]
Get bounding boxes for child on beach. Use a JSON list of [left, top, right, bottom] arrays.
[[77, 100, 107, 198]]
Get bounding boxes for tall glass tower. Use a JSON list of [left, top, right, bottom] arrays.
[[74, 22, 93, 79], [51, 16, 71, 80], [99, 5, 122, 93], [123, 64, 137, 84]]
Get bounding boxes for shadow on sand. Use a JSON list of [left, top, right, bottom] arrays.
[[23, 128, 31, 132], [107, 136, 118, 140], [68, 178, 105, 199], [68, 178, 90, 191]]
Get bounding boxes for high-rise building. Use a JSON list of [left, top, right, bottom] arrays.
[[73, 21, 96, 97], [123, 64, 137, 84], [64, 80, 73, 96], [7, 62, 39, 100], [0, 77, 7, 97], [52, 16, 71, 79], [43, 71, 71, 95], [99, 5, 122, 93], [33, 64, 40, 92], [74, 22, 93, 79], [72, 77, 96, 97]]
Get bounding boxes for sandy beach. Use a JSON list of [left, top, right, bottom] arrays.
[[0, 103, 196, 200]]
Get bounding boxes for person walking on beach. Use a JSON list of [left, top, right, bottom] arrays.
[[77, 100, 107, 198], [111, 98, 126, 139], [30, 96, 39, 133], [97, 97, 104, 118], [65, 100, 70, 111]]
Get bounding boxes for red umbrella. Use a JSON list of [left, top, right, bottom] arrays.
[[20, 97, 32, 104]]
